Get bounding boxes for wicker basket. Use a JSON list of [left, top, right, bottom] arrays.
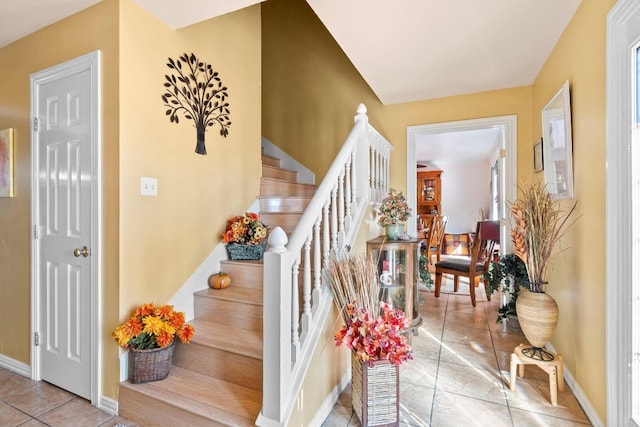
[[226, 242, 266, 260], [128, 342, 175, 384], [351, 353, 399, 427]]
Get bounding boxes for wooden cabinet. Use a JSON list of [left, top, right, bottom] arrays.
[[417, 170, 442, 215]]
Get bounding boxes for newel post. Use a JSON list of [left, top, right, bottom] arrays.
[[354, 103, 370, 202], [260, 227, 292, 424]]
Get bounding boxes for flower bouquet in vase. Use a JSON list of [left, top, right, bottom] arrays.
[[325, 252, 412, 426], [113, 303, 195, 383], [510, 181, 577, 361], [377, 189, 411, 240], [222, 212, 269, 260]]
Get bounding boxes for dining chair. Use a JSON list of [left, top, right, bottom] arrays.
[[418, 214, 434, 243], [426, 215, 448, 264], [434, 220, 499, 307]]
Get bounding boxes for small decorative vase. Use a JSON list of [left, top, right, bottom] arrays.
[[516, 289, 559, 360], [385, 223, 404, 240], [351, 353, 399, 427]]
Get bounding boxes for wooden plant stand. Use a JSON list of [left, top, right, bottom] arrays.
[[509, 343, 564, 406]]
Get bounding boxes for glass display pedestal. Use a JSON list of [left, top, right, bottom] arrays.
[[366, 236, 423, 335]]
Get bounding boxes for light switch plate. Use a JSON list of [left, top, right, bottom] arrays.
[[140, 177, 158, 196]]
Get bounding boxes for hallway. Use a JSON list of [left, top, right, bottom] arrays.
[[322, 279, 591, 426]]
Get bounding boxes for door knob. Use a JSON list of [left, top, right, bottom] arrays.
[[73, 246, 89, 257]]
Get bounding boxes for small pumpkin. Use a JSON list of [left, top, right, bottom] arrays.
[[208, 272, 231, 290]]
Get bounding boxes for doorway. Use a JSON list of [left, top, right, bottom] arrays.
[[406, 115, 517, 254], [30, 51, 102, 404]]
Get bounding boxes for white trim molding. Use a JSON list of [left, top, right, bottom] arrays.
[[606, 1, 640, 426], [0, 354, 31, 378]]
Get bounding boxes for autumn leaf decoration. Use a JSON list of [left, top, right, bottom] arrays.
[[161, 53, 231, 155]]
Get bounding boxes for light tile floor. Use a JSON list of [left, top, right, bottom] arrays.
[[0, 365, 141, 426], [322, 277, 592, 427]]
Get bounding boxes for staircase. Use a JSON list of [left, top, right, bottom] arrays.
[[118, 155, 313, 426]]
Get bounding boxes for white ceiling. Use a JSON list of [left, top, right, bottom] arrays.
[[416, 128, 502, 165], [1, 0, 581, 162]]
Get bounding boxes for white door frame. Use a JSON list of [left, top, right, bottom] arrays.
[[606, 1, 640, 425], [30, 50, 102, 406], [406, 115, 517, 253]]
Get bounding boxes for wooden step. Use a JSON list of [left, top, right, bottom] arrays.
[[173, 321, 262, 391], [260, 212, 303, 234], [262, 164, 297, 181], [260, 177, 315, 197], [195, 288, 262, 332], [119, 366, 261, 427], [259, 196, 311, 213], [219, 260, 263, 289], [261, 155, 280, 168]]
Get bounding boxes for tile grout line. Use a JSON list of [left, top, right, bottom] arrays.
[[428, 292, 448, 426], [482, 297, 517, 427]]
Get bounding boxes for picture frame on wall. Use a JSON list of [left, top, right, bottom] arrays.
[[533, 138, 543, 173], [0, 128, 15, 197]]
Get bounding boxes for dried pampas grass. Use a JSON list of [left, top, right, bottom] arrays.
[[510, 181, 578, 292], [324, 251, 380, 323]]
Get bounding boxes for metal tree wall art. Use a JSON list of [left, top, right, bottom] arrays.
[[162, 53, 231, 155]]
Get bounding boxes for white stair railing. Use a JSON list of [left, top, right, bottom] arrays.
[[257, 104, 392, 426]]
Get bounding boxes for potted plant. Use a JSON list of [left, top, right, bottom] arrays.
[[377, 188, 411, 240], [484, 253, 528, 323], [419, 249, 433, 291], [222, 212, 269, 260], [510, 181, 577, 360], [113, 303, 195, 383], [324, 252, 412, 426]]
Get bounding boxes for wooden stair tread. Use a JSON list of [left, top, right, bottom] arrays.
[[195, 287, 262, 306], [121, 366, 261, 426], [261, 154, 280, 167], [259, 196, 312, 213], [260, 176, 315, 187], [221, 259, 263, 267], [188, 320, 263, 360]]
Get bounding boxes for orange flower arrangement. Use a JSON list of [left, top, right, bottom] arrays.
[[222, 212, 269, 245], [113, 303, 195, 350]]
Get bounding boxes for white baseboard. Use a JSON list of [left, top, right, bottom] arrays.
[[546, 343, 604, 427], [0, 353, 31, 378], [99, 395, 118, 416], [308, 369, 352, 427]]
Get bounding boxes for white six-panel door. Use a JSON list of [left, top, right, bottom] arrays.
[[31, 51, 101, 404]]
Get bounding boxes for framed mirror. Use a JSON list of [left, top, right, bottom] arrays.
[[541, 80, 574, 199]]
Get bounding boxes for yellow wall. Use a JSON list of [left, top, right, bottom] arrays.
[[118, 1, 262, 313], [0, 0, 120, 384], [116, 0, 262, 397], [288, 305, 350, 426], [262, 0, 386, 183], [531, 0, 614, 420], [381, 87, 533, 192]]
